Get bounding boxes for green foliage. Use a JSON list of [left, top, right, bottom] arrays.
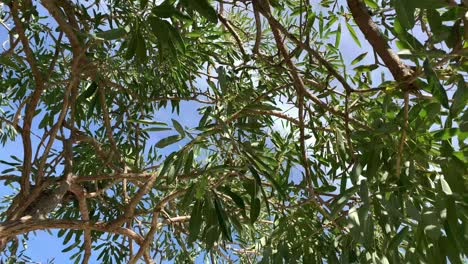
[[0, 0, 466, 263]]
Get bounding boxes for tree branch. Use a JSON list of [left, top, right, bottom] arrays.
[[41, 0, 82, 55], [10, 1, 45, 198], [346, 0, 413, 84], [128, 190, 185, 264], [218, 14, 247, 57], [0, 219, 144, 245]]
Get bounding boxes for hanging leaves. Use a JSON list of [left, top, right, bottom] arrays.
[[181, 0, 218, 23], [423, 58, 449, 108]]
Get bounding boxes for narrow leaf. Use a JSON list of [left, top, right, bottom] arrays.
[[346, 22, 361, 47], [172, 119, 185, 137], [155, 135, 182, 148], [388, 226, 409, 251], [95, 28, 126, 40], [423, 58, 449, 108], [351, 52, 368, 65], [213, 194, 232, 241], [188, 200, 203, 243], [250, 197, 261, 224], [394, 0, 415, 29], [182, 0, 218, 23], [440, 178, 453, 195]]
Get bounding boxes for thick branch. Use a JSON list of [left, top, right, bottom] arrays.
[[69, 184, 92, 264], [0, 219, 144, 245], [347, 0, 413, 83], [41, 0, 82, 55], [10, 1, 45, 197], [252, 3, 262, 54]]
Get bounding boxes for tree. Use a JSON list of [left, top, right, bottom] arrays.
[[0, 0, 466, 262]]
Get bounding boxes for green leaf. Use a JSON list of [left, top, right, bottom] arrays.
[[351, 52, 368, 65], [335, 128, 347, 163], [144, 127, 172, 132], [152, 1, 180, 18], [127, 119, 167, 126], [393, 0, 415, 29], [80, 81, 98, 99], [393, 20, 424, 50], [364, 0, 378, 9], [427, 9, 443, 34], [348, 208, 360, 227], [155, 135, 183, 148], [387, 226, 409, 251], [124, 33, 137, 59], [198, 107, 212, 127], [423, 58, 449, 108], [62, 240, 80, 253], [154, 2, 192, 20], [217, 66, 227, 94], [247, 166, 271, 214], [140, 0, 148, 9], [62, 230, 74, 245], [184, 150, 194, 174], [148, 17, 176, 55], [440, 7, 465, 21], [195, 176, 208, 200], [86, 93, 98, 119], [445, 196, 464, 253], [319, 13, 324, 38], [335, 23, 341, 47], [242, 178, 257, 200], [451, 77, 467, 116], [250, 197, 261, 224], [345, 22, 361, 47], [330, 186, 359, 217], [351, 162, 362, 185], [213, 194, 232, 241], [188, 200, 203, 243], [181, 0, 218, 23], [95, 28, 126, 40], [409, 0, 449, 9], [359, 181, 369, 207], [440, 236, 463, 264], [166, 24, 185, 53], [432, 128, 464, 140], [0, 54, 19, 70], [247, 159, 284, 199], [204, 226, 219, 249], [440, 178, 453, 195], [135, 31, 147, 62], [422, 211, 442, 241], [172, 119, 185, 137], [424, 224, 441, 241], [220, 186, 245, 211], [353, 64, 378, 73], [181, 185, 196, 208]]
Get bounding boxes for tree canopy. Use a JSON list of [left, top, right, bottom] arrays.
[[0, 0, 467, 263]]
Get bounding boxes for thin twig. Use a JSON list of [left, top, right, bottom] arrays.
[[252, 3, 262, 54], [218, 14, 247, 57]]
